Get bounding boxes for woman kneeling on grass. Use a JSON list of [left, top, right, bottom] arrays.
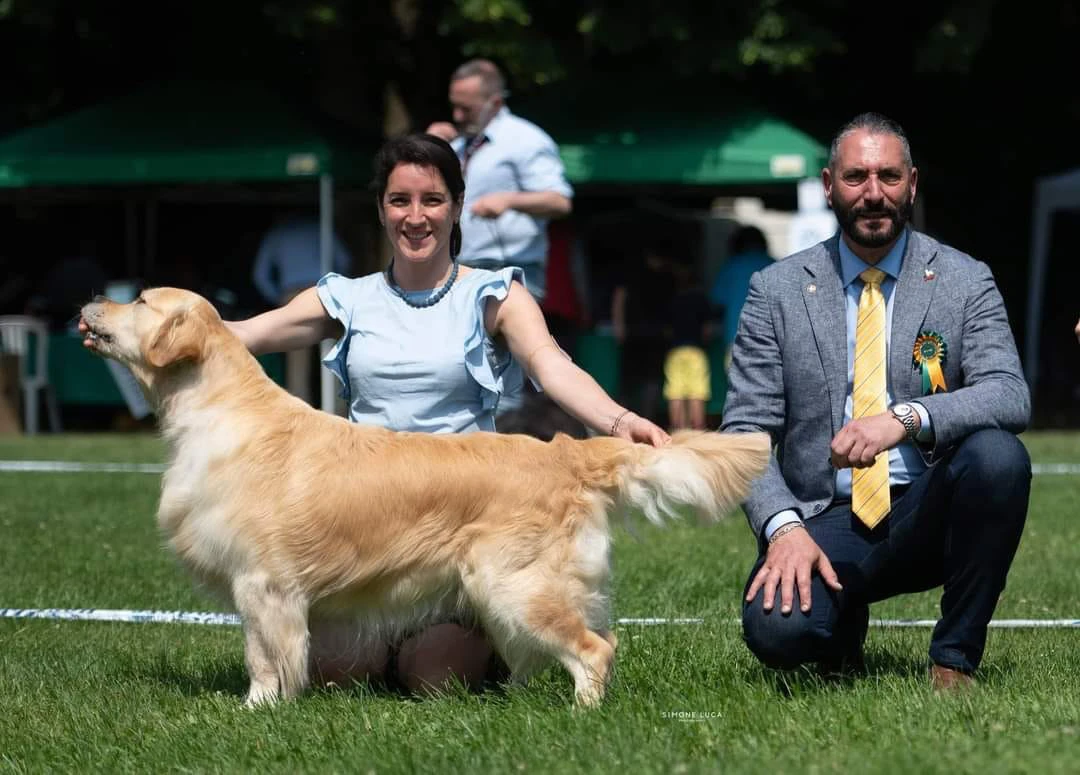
[[226, 132, 669, 694]]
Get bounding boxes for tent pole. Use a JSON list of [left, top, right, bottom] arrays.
[[319, 174, 336, 414]]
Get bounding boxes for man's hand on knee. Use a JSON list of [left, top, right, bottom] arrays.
[[745, 526, 842, 615]]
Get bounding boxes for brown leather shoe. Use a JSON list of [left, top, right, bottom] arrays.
[[930, 664, 976, 692]]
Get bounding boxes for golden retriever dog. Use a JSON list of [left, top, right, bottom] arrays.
[[79, 288, 769, 707]]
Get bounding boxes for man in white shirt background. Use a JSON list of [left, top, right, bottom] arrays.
[[252, 213, 353, 405]]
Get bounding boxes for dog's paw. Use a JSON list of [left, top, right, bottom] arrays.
[[573, 684, 605, 709], [243, 684, 280, 709]]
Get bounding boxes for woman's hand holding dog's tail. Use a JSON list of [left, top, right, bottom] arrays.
[[612, 410, 671, 447]]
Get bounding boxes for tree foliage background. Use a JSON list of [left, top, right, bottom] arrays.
[[2, 0, 1079, 403]]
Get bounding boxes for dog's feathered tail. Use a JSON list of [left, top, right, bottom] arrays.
[[613, 430, 771, 525]]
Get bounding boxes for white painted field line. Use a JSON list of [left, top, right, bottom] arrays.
[[2, 608, 1079, 629], [1031, 463, 1080, 475], [1, 461, 1079, 475], [0, 461, 166, 474], [0, 608, 241, 626], [872, 619, 1080, 628], [616, 618, 705, 625]]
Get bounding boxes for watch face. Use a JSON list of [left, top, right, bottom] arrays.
[[892, 404, 917, 438]]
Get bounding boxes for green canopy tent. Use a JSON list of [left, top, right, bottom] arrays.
[[0, 81, 376, 187], [0, 80, 377, 412], [515, 85, 828, 187], [555, 111, 827, 186]]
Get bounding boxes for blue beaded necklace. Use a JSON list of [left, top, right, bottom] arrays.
[[386, 259, 459, 309]]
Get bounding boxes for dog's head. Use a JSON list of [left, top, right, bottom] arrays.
[[80, 287, 222, 375]]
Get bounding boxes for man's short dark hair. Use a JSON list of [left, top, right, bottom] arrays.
[[828, 112, 913, 169]]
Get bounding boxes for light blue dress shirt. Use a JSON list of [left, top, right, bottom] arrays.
[[763, 230, 933, 540], [452, 107, 573, 301], [252, 217, 353, 304], [316, 267, 526, 434]]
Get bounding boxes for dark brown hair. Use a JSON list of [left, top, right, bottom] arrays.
[[371, 133, 465, 258]]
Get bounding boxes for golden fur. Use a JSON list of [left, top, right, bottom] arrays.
[[80, 288, 770, 707]]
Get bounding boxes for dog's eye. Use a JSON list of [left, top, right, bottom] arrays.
[[135, 296, 145, 305]]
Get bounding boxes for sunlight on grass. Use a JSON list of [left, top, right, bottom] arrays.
[[1, 431, 1078, 773]]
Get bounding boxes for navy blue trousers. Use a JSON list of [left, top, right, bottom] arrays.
[[742, 429, 1031, 674]]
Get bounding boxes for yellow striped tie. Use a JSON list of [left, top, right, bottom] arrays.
[[852, 267, 890, 528]]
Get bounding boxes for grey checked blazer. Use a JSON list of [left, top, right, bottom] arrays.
[[720, 230, 1030, 537]]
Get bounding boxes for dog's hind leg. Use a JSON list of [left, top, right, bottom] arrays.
[[233, 572, 310, 707], [478, 580, 614, 708], [527, 594, 615, 708]]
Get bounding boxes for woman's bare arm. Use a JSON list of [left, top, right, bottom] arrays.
[[225, 287, 341, 355]]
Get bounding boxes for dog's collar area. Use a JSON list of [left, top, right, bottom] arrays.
[[385, 260, 459, 309]]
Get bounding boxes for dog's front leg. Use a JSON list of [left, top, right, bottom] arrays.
[[241, 618, 281, 708], [232, 572, 311, 707]]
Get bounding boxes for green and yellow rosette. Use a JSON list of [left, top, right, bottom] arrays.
[[912, 332, 948, 394]]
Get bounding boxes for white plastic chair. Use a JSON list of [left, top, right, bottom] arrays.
[[0, 315, 62, 434]]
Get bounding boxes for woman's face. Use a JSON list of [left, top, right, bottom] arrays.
[[379, 163, 461, 265]]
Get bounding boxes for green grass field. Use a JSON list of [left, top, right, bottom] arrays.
[[1, 432, 1078, 774]]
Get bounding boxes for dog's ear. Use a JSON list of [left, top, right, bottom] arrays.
[[146, 308, 207, 368]]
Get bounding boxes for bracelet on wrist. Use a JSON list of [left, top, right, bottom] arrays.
[[768, 522, 806, 545], [610, 409, 631, 436]]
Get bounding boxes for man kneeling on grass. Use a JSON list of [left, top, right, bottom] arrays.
[[720, 112, 1032, 690]]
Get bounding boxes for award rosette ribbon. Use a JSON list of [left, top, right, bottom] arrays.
[[912, 331, 947, 394]]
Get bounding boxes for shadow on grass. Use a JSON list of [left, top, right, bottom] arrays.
[[129, 651, 516, 704], [746, 647, 934, 697], [132, 653, 250, 698]]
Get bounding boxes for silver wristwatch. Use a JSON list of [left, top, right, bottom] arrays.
[[890, 403, 919, 440]]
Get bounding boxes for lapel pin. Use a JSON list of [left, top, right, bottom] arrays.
[[923, 268, 936, 281], [807, 283, 817, 293]]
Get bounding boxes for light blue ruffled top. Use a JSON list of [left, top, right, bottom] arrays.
[[316, 266, 526, 434]]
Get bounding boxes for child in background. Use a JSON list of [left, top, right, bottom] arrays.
[[663, 261, 715, 430]]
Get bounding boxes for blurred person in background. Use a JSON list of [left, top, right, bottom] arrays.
[[709, 225, 774, 370], [426, 59, 573, 413], [252, 213, 353, 405], [540, 218, 590, 360], [662, 260, 715, 430], [425, 58, 572, 305], [29, 236, 110, 331], [611, 239, 677, 426]]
